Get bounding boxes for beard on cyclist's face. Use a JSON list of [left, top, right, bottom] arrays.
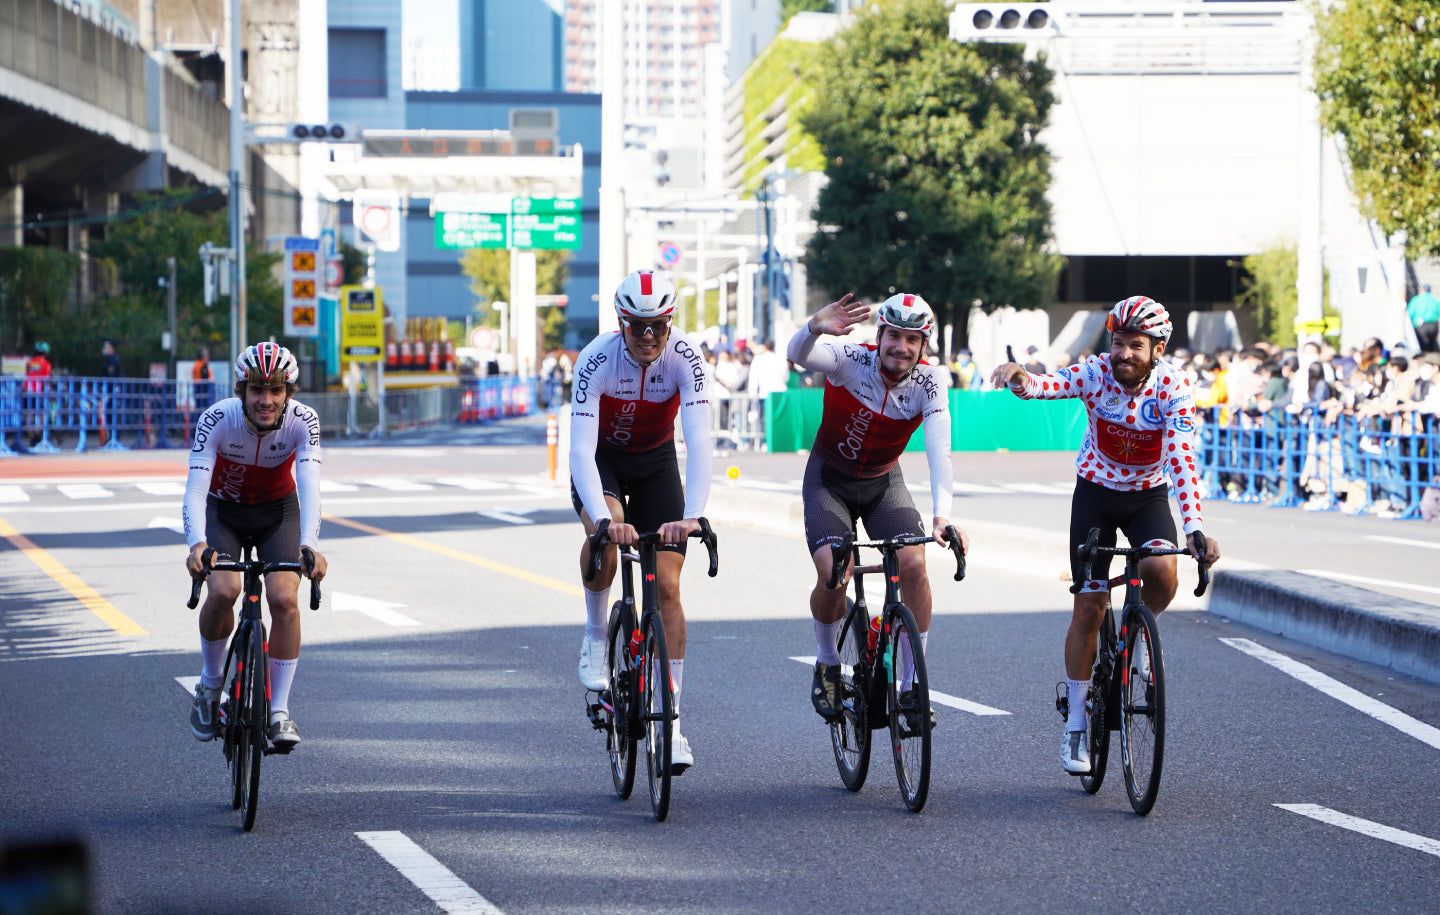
[[878, 327, 925, 380], [243, 382, 289, 432], [1110, 332, 1162, 389]]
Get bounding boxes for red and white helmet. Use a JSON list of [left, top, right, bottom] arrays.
[[876, 293, 935, 340], [235, 342, 299, 387], [613, 270, 677, 322], [1107, 295, 1171, 345]]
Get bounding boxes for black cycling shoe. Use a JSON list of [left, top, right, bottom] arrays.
[[811, 662, 844, 721]]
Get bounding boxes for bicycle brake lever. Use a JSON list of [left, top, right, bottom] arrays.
[[826, 533, 854, 590], [585, 518, 610, 583], [695, 517, 719, 577], [187, 577, 204, 610], [1192, 531, 1210, 598], [943, 525, 966, 582]]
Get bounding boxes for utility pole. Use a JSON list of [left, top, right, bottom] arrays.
[[165, 256, 178, 376], [227, 0, 247, 363]]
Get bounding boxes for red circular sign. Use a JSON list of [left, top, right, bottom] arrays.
[[361, 205, 391, 238]]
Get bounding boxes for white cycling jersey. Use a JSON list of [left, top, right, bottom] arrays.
[[569, 330, 712, 524], [182, 397, 323, 549], [1011, 354, 1204, 534], [787, 326, 954, 521]]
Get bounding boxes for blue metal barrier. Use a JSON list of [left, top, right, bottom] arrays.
[[1198, 406, 1440, 519], [0, 376, 226, 453], [456, 376, 538, 424]]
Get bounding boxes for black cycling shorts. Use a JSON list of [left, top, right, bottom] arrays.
[[802, 451, 925, 556], [205, 492, 302, 566], [1069, 475, 1178, 591], [571, 441, 688, 555]]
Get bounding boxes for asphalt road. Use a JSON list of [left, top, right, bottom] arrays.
[[2, 426, 1438, 913]]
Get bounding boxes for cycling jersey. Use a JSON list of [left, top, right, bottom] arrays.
[[183, 397, 322, 550], [787, 326, 953, 521], [569, 330, 712, 525], [1011, 354, 1203, 534]]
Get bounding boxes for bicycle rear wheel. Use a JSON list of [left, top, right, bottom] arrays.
[[1080, 609, 1116, 795], [235, 622, 266, 831], [606, 601, 638, 800], [885, 603, 930, 813], [830, 600, 871, 792], [1120, 604, 1165, 815], [640, 612, 673, 821]]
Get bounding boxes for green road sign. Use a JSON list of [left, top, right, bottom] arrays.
[[435, 212, 507, 249], [512, 197, 581, 216], [512, 212, 582, 250]]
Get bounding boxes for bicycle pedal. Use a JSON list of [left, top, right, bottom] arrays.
[[1055, 682, 1069, 720]]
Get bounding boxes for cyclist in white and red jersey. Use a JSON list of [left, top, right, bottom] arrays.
[[991, 295, 1220, 775], [182, 342, 327, 752], [788, 292, 969, 724], [570, 269, 712, 774]]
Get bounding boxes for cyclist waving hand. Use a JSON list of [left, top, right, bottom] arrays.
[[789, 293, 969, 722], [991, 295, 1220, 775]]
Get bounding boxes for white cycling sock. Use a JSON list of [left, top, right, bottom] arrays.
[[669, 658, 684, 714], [200, 637, 228, 689], [814, 619, 843, 666], [1066, 678, 1090, 732], [584, 586, 611, 642], [269, 657, 299, 715]]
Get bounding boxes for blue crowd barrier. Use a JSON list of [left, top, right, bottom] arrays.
[[1197, 406, 1440, 519], [0, 375, 222, 454]]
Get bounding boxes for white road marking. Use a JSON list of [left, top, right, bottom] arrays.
[[320, 479, 360, 493], [438, 477, 508, 491], [1363, 534, 1440, 551], [477, 509, 534, 525], [175, 675, 200, 693], [1298, 569, 1440, 596], [951, 482, 1008, 494], [1275, 805, 1440, 858], [1005, 482, 1073, 495], [0, 485, 30, 502], [57, 483, 112, 499], [788, 655, 1010, 716], [330, 591, 421, 627], [736, 479, 801, 492], [136, 481, 186, 495], [356, 831, 504, 914], [362, 478, 434, 492], [1221, 638, 1440, 751], [149, 517, 185, 535]]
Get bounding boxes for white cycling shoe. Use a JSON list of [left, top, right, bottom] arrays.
[[670, 727, 693, 775], [1061, 728, 1091, 775], [578, 636, 607, 691]]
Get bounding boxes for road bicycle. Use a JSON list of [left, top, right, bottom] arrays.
[[188, 546, 321, 832], [1059, 528, 1209, 815], [825, 527, 965, 813], [584, 518, 718, 822]]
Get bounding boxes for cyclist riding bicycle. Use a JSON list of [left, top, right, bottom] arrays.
[[571, 269, 712, 773], [787, 292, 969, 723], [183, 342, 328, 752], [990, 295, 1220, 775]]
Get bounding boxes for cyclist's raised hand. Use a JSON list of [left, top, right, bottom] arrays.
[[1186, 531, 1220, 567], [300, 547, 328, 582], [659, 518, 701, 545], [934, 518, 969, 553], [989, 362, 1028, 392], [807, 293, 871, 337], [186, 543, 212, 580], [608, 520, 639, 546]]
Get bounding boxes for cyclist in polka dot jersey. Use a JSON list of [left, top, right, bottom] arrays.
[[992, 295, 1220, 776]]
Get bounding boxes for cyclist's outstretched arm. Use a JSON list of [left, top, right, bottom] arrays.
[[786, 294, 871, 370]]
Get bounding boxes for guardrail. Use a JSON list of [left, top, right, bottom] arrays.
[[1197, 406, 1440, 520], [0, 375, 540, 453]]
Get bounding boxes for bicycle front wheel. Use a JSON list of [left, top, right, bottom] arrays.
[[640, 612, 673, 821], [237, 622, 266, 831], [885, 603, 931, 813], [830, 600, 871, 792], [1120, 604, 1165, 815], [606, 600, 638, 800]]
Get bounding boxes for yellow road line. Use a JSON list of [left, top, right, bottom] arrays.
[[0, 517, 147, 636], [323, 513, 582, 597]]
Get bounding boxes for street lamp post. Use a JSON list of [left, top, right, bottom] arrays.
[[227, 0, 247, 364]]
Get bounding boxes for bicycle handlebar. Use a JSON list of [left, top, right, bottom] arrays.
[[186, 547, 323, 610], [1071, 526, 1210, 597], [584, 516, 720, 582], [827, 527, 967, 588]]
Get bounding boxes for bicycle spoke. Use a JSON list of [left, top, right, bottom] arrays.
[[642, 614, 672, 821], [830, 602, 871, 792], [886, 604, 931, 813], [606, 602, 637, 800], [1121, 605, 1165, 815]]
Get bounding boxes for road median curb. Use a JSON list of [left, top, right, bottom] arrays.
[[1209, 570, 1440, 684]]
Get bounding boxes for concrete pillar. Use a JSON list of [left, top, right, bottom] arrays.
[[0, 184, 22, 247]]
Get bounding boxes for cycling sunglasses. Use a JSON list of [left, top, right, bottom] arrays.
[[623, 318, 671, 339]]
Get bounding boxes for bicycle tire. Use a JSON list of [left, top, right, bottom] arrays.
[[606, 600, 638, 800], [830, 600, 872, 792], [1080, 607, 1116, 795], [1120, 603, 1165, 815], [241, 621, 266, 831], [223, 640, 242, 810], [885, 603, 931, 813], [640, 612, 673, 821]]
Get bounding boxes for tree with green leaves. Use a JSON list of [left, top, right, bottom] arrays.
[[459, 248, 571, 350], [1314, 2, 1440, 257], [1234, 244, 1299, 348], [802, 0, 1064, 350], [0, 247, 78, 357], [782, 0, 831, 25]]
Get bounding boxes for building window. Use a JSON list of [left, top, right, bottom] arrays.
[[329, 28, 387, 98]]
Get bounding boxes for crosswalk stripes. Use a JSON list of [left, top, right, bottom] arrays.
[[0, 485, 27, 503]]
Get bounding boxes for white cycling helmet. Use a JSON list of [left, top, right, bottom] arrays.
[[876, 293, 936, 340], [235, 342, 300, 389], [613, 270, 678, 322], [1107, 295, 1172, 345]]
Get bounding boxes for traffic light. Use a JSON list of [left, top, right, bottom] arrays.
[[949, 4, 1060, 42], [287, 122, 359, 142]]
